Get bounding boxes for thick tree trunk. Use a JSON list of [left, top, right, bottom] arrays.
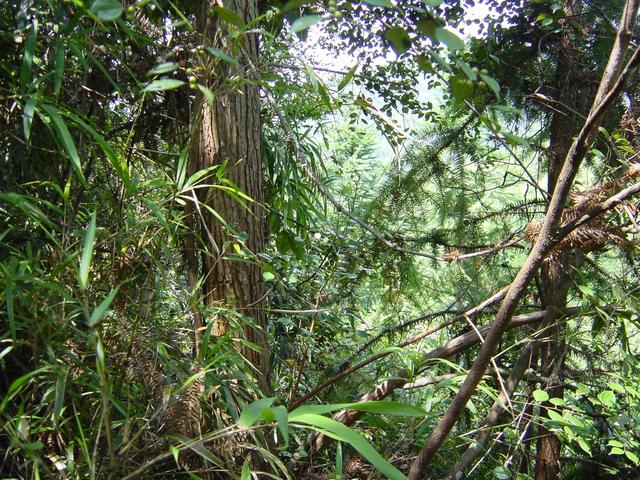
[[188, 0, 269, 392]]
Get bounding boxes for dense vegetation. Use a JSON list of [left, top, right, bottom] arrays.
[[2, 0, 640, 479]]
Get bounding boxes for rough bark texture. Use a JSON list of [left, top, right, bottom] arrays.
[[188, 0, 269, 391]]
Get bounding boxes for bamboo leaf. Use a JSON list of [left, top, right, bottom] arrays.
[[41, 104, 85, 185], [292, 413, 406, 480], [88, 288, 119, 327], [23, 97, 37, 141], [143, 79, 185, 92], [79, 212, 97, 290]]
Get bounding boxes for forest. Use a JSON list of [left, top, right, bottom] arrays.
[[3, 0, 640, 478]]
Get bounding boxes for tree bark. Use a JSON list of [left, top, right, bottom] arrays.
[[535, 2, 583, 477], [188, 0, 269, 392]]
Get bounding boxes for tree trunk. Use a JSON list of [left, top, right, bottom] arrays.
[[187, 0, 270, 392], [534, 2, 583, 478]]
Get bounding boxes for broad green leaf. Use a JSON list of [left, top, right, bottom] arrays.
[[205, 47, 237, 65], [577, 438, 590, 454], [91, 0, 124, 21], [597, 390, 616, 407], [504, 132, 529, 146], [547, 409, 564, 423], [626, 450, 639, 464], [88, 288, 119, 327], [143, 79, 185, 92], [290, 400, 426, 419], [479, 73, 500, 98], [263, 271, 276, 282], [533, 390, 549, 402], [434, 27, 464, 51], [148, 62, 179, 76], [292, 413, 406, 480], [291, 15, 322, 33], [79, 211, 97, 290], [23, 97, 37, 141], [209, 5, 244, 26], [271, 405, 289, 445], [608, 440, 624, 448], [41, 104, 85, 185], [239, 398, 275, 427], [384, 26, 411, 55], [610, 447, 625, 455]]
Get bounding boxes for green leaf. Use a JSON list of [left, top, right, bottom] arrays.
[[291, 15, 322, 33], [384, 26, 411, 55], [610, 447, 625, 455], [504, 132, 529, 146], [597, 390, 616, 407], [238, 398, 275, 427], [338, 64, 358, 91], [577, 438, 590, 454], [198, 84, 216, 106], [362, 0, 393, 6], [209, 5, 244, 26], [533, 390, 549, 402], [241, 459, 251, 480], [626, 450, 639, 464], [547, 409, 565, 423], [62, 110, 128, 185], [290, 400, 426, 419], [88, 288, 119, 327], [148, 62, 179, 76], [79, 211, 97, 290], [53, 370, 66, 427], [479, 73, 500, 98], [90, 0, 124, 21], [608, 440, 624, 448], [263, 271, 276, 282], [23, 98, 37, 141], [292, 413, 406, 480], [271, 405, 289, 445], [20, 20, 37, 93], [434, 27, 464, 51], [143, 79, 185, 92], [41, 104, 85, 185], [205, 47, 238, 65], [54, 41, 65, 96]]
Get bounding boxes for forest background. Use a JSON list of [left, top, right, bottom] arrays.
[[3, 0, 640, 479]]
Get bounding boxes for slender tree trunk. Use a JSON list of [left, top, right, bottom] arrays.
[[187, 0, 270, 392], [535, 2, 583, 477]]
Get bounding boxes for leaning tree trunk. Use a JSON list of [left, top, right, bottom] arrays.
[[187, 0, 270, 393]]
